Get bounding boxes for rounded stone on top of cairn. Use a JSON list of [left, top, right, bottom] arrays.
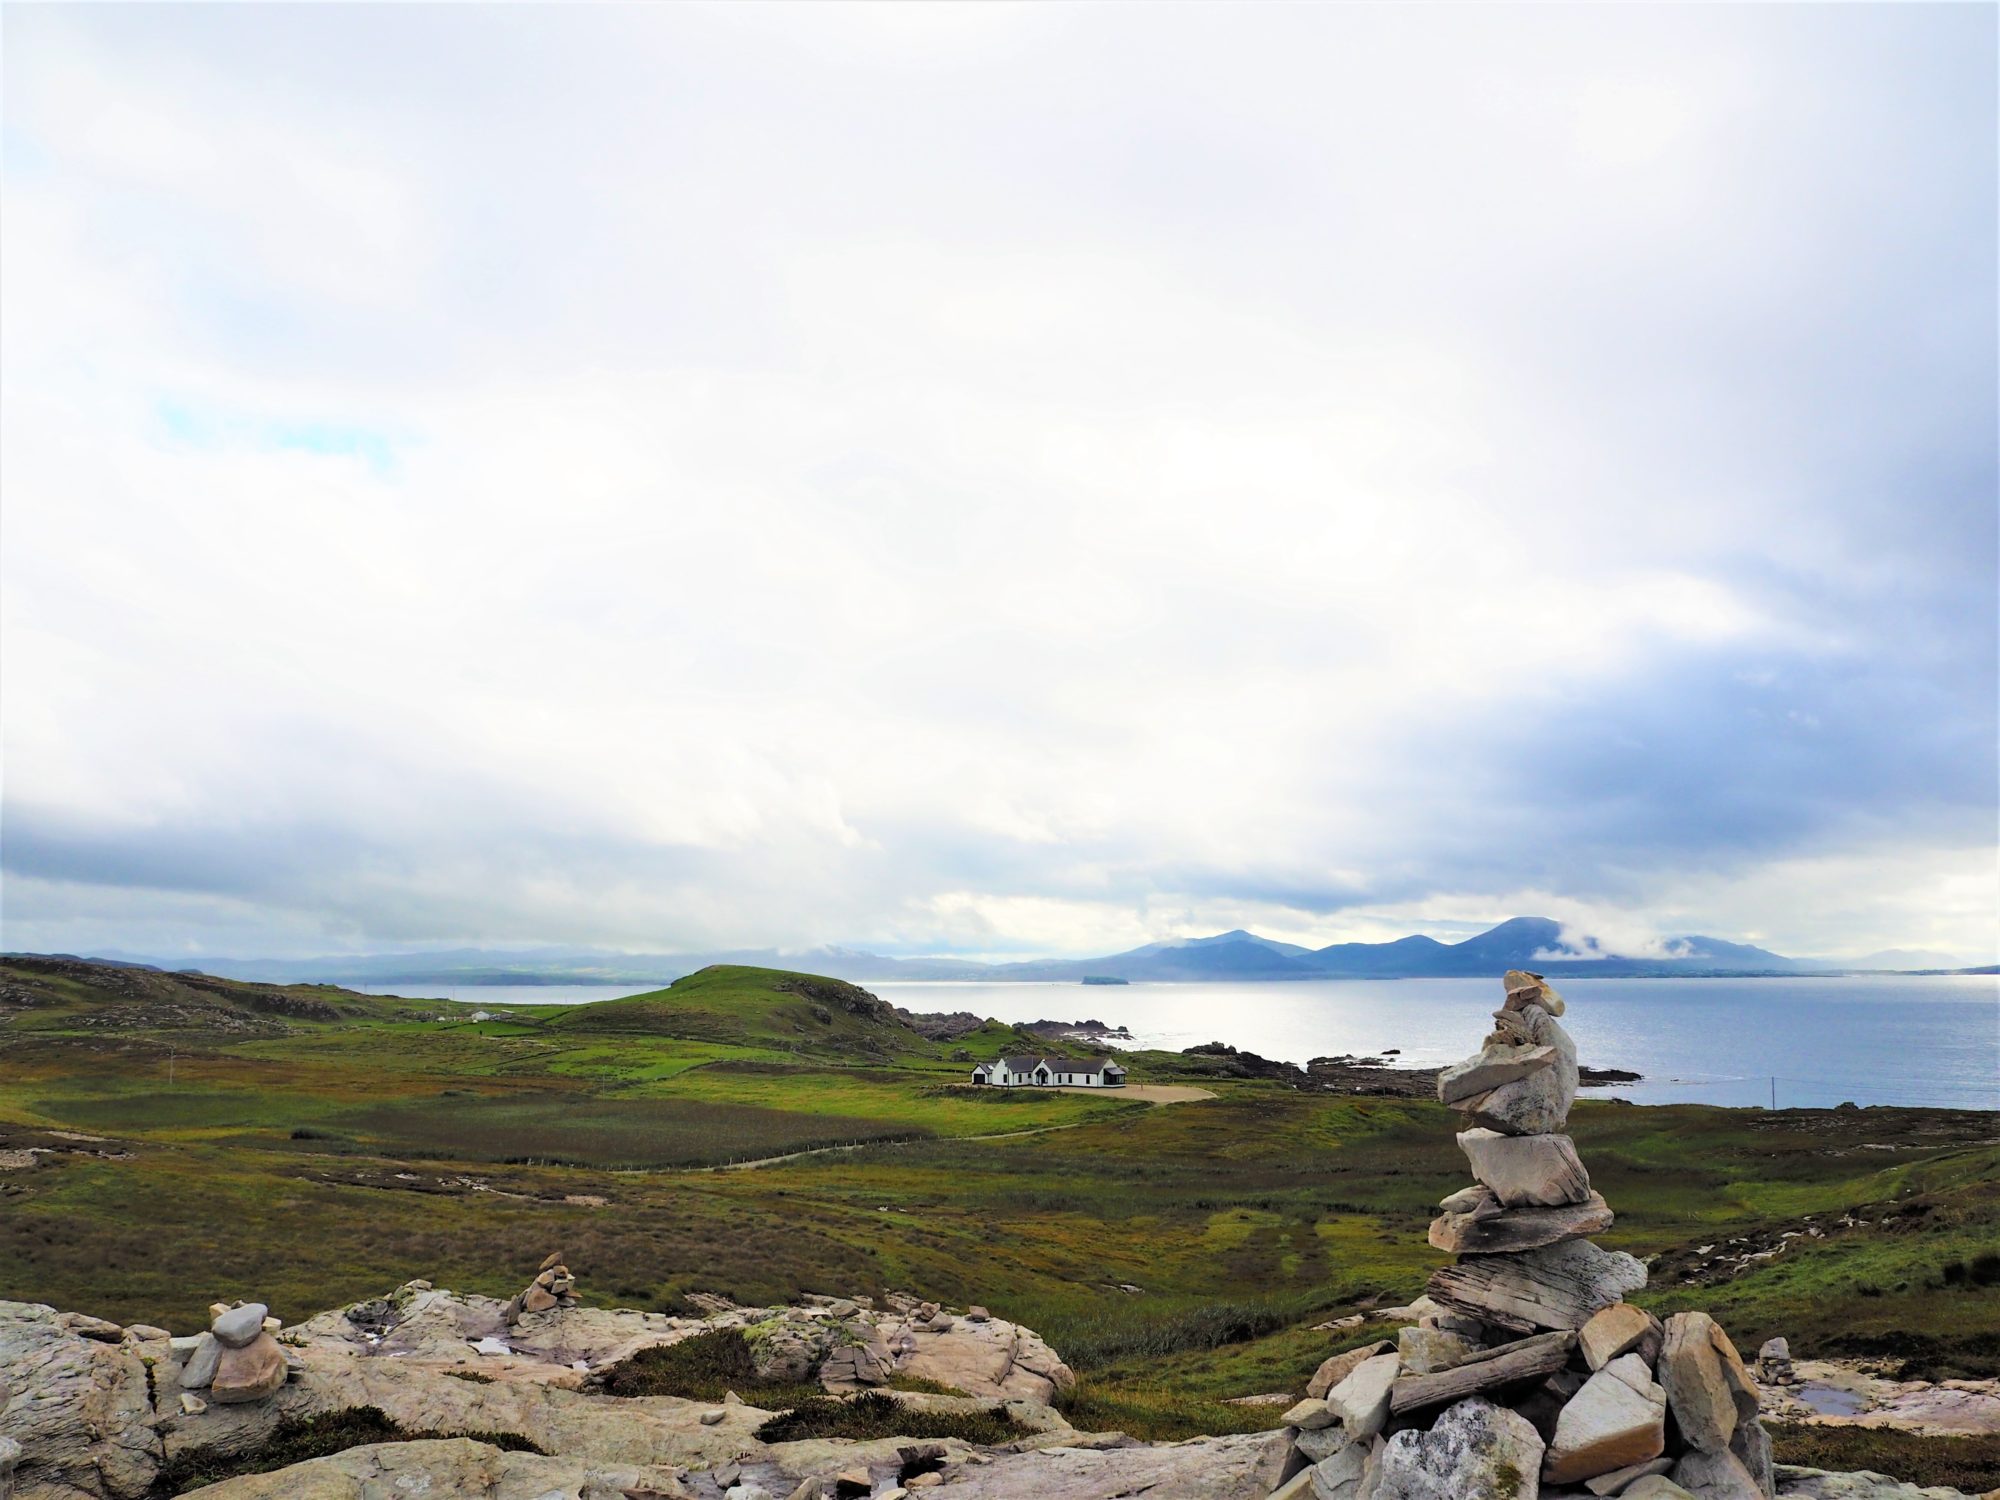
[[1275, 972, 1775, 1499]]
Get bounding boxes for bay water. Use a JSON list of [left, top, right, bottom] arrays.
[[355, 974, 1999, 1111]]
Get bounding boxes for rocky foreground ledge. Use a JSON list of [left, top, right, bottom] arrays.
[[1, 1281, 1989, 1500]]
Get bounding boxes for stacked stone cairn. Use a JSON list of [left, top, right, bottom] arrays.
[[504, 1250, 580, 1324], [176, 1300, 289, 1408], [1275, 971, 1775, 1500], [1756, 1339, 1793, 1386]]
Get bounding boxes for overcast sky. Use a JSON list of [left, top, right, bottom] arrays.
[[2, 3, 1994, 965]]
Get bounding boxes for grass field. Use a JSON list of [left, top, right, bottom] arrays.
[[2, 955, 1996, 1480]]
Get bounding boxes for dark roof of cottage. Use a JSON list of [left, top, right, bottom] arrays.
[[1066, 1057, 1125, 1076]]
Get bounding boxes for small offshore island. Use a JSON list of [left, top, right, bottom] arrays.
[[1, 956, 1996, 1498]]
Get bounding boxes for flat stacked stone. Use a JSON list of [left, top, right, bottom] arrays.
[[1271, 971, 1777, 1500]]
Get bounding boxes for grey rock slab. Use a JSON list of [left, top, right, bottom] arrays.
[[1660, 1313, 1745, 1454], [1285, 1398, 1338, 1430], [1430, 1192, 1613, 1255], [1309, 1341, 1395, 1400], [1457, 1130, 1593, 1208], [1438, 1044, 1559, 1106], [1458, 1008, 1579, 1135], [1374, 1396, 1545, 1500], [1585, 1457, 1673, 1494], [1673, 1446, 1767, 1500], [1324, 1354, 1401, 1442], [1427, 1240, 1648, 1333], [154, 1436, 696, 1498], [1624, 1480, 1698, 1500], [1309, 1440, 1373, 1499], [936, 1430, 1293, 1499], [1504, 970, 1567, 1016], [1397, 1326, 1479, 1375], [0, 1299, 162, 1500], [1439, 1185, 1498, 1217], [180, 1332, 223, 1389], [211, 1303, 270, 1350], [1731, 1417, 1775, 1499], [1581, 1305, 1664, 1372], [1772, 1465, 1982, 1499], [1390, 1332, 1575, 1417], [1604, 1351, 1663, 1396], [1297, 1426, 1357, 1464]]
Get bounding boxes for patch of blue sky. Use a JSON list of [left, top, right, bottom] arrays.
[[1, 125, 52, 178], [151, 397, 405, 477]]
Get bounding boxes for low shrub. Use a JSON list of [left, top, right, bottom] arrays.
[[151, 1406, 545, 1494], [596, 1329, 820, 1407], [1767, 1422, 2000, 1492], [1939, 1252, 2000, 1288], [1045, 1289, 1346, 1371], [1055, 1378, 1286, 1443], [753, 1391, 1027, 1445]]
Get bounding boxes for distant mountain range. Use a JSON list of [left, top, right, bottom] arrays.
[[34, 917, 1988, 991]]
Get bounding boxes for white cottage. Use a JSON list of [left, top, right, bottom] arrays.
[[970, 1055, 1127, 1088]]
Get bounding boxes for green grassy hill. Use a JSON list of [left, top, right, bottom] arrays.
[[0, 954, 450, 1030], [549, 965, 929, 1056]]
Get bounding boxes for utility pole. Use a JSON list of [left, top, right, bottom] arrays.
[[169, 1047, 176, 1087], [1770, 1076, 1776, 1110]]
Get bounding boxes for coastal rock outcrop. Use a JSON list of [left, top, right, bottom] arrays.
[[0, 1280, 1088, 1500]]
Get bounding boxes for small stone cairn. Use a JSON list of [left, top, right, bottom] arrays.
[[1276, 970, 1775, 1500], [1756, 1338, 1793, 1386], [177, 1300, 289, 1407], [504, 1250, 580, 1325]]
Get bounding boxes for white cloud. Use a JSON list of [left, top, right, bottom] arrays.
[[1, 3, 1992, 963]]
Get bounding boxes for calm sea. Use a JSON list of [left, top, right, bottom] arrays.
[[354, 975, 1999, 1112]]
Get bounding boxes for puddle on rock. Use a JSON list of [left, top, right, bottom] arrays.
[[1796, 1383, 1869, 1417]]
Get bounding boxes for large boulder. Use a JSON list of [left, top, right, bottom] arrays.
[[878, 1309, 1074, 1403], [1659, 1313, 1758, 1454], [742, 1314, 840, 1383], [1374, 1396, 1546, 1500]]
